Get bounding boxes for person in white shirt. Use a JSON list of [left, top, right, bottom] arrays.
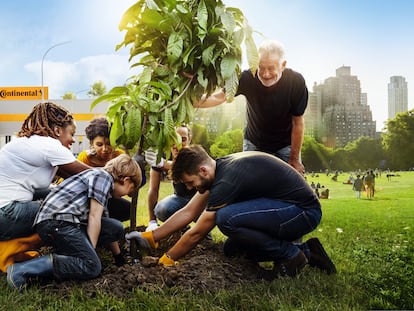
[[0, 102, 89, 241]]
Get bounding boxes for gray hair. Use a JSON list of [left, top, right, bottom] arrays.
[[258, 40, 286, 61]]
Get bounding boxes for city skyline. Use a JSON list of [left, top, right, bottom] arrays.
[[1, 0, 413, 131]]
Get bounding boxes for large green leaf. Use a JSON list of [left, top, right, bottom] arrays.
[[202, 44, 216, 66], [220, 11, 235, 33], [118, 2, 143, 31], [141, 9, 164, 30], [244, 24, 259, 75], [167, 32, 184, 65], [224, 70, 239, 102], [90, 86, 128, 110], [196, 0, 208, 42], [197, 0, 208, 32], [182, 45, 197, 66], [139, 67, 153, 84], [109, 113, 125, 147], [220, 54, 238, 80]]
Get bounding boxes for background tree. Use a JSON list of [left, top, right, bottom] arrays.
[[344, 136, 384, 170], [331, 148, 349, 171], [301, 136, 332, 172], [62, 92, 77, 100], [190, 123, 210, 150], [87, 80, 107, 98], [382, 109, 414, 169], [209, 128, 243, 158]]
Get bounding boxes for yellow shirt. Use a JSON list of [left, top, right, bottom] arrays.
[[77, 149, 125, 167]]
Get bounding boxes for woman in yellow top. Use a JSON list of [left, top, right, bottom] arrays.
[[78, 117, 125, 167], [78, 117, 132, 221]]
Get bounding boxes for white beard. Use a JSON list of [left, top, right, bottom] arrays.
[[258, 71, 283, 87]]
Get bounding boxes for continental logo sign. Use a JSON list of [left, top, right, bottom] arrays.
[[0, 87, 48, 100]]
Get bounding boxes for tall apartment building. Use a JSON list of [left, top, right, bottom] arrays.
[[305, 66, 376, 148], [388, 76, 408, 119]]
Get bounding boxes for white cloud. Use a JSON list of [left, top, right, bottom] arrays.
[[25, 54, 137, 99]]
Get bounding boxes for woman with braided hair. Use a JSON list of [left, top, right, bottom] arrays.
[[0, 102, 90, 241]]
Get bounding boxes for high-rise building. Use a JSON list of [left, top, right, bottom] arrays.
[[305, 66, 376, 148], [388, 76, 408, 119]]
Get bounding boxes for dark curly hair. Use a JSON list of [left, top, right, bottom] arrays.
[[18, 102, 74, 138], [84, 117, 110, 142]]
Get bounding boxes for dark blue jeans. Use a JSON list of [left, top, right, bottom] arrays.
[[36, 217, 124, 280], [154, 194, 191, 222], [0, 201, 40, 240], [243, 139, 293, 163], [215, 198, 321, 261]]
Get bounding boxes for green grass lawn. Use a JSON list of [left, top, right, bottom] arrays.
[[0, 171, 413, 310]]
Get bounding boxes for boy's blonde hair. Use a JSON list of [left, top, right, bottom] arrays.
[[104, 154, 142, 188]]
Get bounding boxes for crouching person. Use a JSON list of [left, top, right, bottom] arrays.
[[7, 154, 141, 290], [127, 145, 336, 279]]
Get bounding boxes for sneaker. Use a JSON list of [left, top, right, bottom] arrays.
[[306, 238, 336, 274], [273, 250, 308, 277]]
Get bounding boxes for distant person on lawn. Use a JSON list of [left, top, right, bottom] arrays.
[[352, 175, 364, 199]]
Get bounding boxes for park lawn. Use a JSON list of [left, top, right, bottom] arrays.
[[0, 171, 412, 310]]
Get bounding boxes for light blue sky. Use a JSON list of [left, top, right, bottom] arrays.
[[1, 0, 413, 131]]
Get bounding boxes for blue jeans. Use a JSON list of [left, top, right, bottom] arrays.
[[0, 201, 40, 240], [154, 194, 191, 222], [36, 217, 124, 280], [243, 139, 292, 163], [215, 198, 321, 261]]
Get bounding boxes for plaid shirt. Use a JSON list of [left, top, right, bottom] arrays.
[[34, 169, 113, 225]]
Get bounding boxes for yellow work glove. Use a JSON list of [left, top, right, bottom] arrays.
[[125, 230, 159, 249], [159, 253, 178, 267]]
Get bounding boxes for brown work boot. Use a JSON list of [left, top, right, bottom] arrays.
[[306, 238, 336, 274], [273, 250, 308, 277]]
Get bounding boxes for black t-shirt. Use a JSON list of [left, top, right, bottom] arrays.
[[207, 151, 320, 211], [237, 69, 308, 153]]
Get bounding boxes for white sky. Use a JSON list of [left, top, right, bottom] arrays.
[[1, 0, 413, 131]]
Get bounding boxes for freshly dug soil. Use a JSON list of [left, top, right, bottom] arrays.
[[39, 227, 270, 298]]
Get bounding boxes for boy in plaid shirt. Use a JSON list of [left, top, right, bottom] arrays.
[[7, 154, 141, 290]]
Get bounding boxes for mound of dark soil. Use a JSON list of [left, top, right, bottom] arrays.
[[41, 227, 269, 298]]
